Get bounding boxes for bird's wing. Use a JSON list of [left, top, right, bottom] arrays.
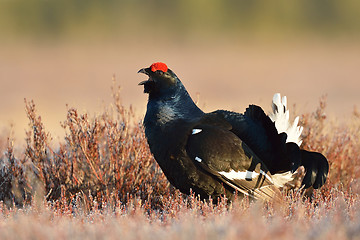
[[185, 121, 280, 201], [214, 105, 298, 174], [214, 105, 329, 189]]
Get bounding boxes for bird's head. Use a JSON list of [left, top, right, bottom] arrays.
[[138, 62, 204, 123], [138, 62, 180, 97]]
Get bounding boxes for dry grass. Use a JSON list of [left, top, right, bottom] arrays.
[[0, 83, 360, 239]]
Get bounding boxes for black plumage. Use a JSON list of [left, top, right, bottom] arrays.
[[138, 62, 329, 201]]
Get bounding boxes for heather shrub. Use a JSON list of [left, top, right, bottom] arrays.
[[0, 83, 175, 210], [0, 84, 359, 228]]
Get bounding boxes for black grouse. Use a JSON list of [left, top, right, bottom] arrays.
[[138, 62, 329, 201]]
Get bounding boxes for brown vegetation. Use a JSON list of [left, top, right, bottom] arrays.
[[0, 83, 359, 239]]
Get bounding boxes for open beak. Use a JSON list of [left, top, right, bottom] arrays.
[[138, 67, 151, 85], [138, 80, 149, 85], [137, 68, 149, 75]]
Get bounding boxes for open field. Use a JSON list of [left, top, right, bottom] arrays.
[[0, 82, 360, 239], [1, 1, 360, 238]]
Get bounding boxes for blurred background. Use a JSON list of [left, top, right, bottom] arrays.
[[1, 0, 359, 145]]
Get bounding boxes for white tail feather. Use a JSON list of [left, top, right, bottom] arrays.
[[269, 93, 303, 146]]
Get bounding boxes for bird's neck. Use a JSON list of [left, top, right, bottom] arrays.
[[143, 86, 203, 165], [145, 91, 203, 127]]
